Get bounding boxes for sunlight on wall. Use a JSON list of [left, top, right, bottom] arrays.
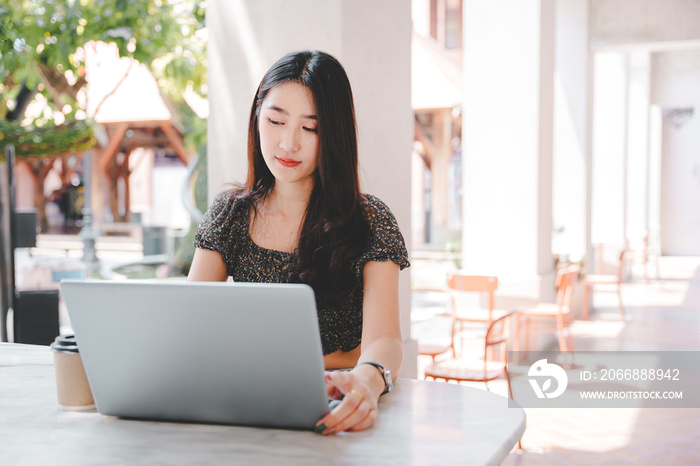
[[592, 52, 626, 247]]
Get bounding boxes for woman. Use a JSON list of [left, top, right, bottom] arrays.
[[188, 50, 409, 434]]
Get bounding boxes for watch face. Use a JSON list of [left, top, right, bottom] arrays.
[[383, 369, 393, 393]]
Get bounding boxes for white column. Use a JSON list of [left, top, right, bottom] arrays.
[[625, 52, 651, 251], [461, 0, 556, 301], [207, 0, 415, 376], [591, 49, 653, 268], [553, 0, 589, 265], [591, 51, 627, 259]]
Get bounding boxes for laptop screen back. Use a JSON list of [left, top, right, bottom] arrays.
[[59, 280, 329, 430]]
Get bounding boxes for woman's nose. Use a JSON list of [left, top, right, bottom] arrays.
[[279, 127, 301, 152]]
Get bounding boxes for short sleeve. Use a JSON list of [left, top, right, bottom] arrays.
[[193, 190, 246, 267], [356, 194, 410, 273]]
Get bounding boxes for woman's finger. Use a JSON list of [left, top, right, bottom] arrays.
[[316, 371, 379, 434], [324, 403, 374, 435], [347, 408, 377, 432], [317, 387, 363, 433], [322, 391, 372, 435], [324, 372, 348, 400]]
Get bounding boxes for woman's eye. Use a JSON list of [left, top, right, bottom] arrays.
[[303, 126, 318, 133], [268, 118, 283, 126]]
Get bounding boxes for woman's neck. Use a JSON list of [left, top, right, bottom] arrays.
[[267, 181, 312, 218]]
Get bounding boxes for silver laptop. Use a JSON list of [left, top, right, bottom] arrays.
[[59, 280, 330, 430]]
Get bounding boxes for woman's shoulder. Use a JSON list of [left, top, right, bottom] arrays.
[[356, 193, 410, 270], [360, 193, 392, 214], [209, 189, 249, 215], [360, 193, 398, 224], [194, 188, 249, 259], [194, 190, 248, 251], [197, 189, 249, 233]]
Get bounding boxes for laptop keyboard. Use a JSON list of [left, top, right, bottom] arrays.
[[328, 398, 342, 410]]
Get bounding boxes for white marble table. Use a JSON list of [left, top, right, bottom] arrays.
[[0, 343, 525, 465]]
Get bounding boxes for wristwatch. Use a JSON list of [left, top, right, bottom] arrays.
[[356, 362, 393, 395]]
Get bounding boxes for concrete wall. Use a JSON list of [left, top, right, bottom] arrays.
[[207, 0, 416, 375], [660, 110, 700, 255], [590, 50, 655, 266], [461, 0, 555, 301], [651, 49, 700, 105], [591, 0, 700, 49], [652, 49, 700, 255], [591, 52, 627, 257], [589, 1, 700, 257], [552, 0, 588, 263]]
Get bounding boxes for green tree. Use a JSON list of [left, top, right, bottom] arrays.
[[0, 0, 206, 150], [0, 0, 208, 274]]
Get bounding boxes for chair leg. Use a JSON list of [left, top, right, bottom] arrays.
[[524, 317, 531, 352], [566, 317, 575, 353], [559, 330, 568, 352], [505, 368, 514, 400], [556, 314, 567, 352], [451, 318, 458, 358], [567, 329, 575, 353], [583, 284, 591, 320], [617, 286, 625, 321]]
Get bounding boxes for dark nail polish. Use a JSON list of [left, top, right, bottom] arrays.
[[315, 423, 327, 433]]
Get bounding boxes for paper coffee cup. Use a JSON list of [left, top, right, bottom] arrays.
[[50, 335, 95, 411]]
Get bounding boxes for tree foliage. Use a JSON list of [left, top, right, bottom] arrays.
[[0, 118, 95, 158], [0, 0, 206, 150]]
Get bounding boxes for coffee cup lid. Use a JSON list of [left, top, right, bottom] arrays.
[[50, 335, 80, 354]]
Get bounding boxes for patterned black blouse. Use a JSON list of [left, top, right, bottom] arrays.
[[193, 191, 410, 355]]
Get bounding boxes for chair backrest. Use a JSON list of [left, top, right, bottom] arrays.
[[484, 310, 515, 364], [446, 273, 498, 319], [446, 274, 498, 292], [616, 250, 627, 281], [595, 244, 627, 279]]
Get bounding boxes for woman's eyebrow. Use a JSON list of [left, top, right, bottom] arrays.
[[265, 104, 317, 120]]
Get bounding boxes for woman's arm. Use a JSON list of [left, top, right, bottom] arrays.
[[316, 259, 403, 434], [187, 248, 229, 282]]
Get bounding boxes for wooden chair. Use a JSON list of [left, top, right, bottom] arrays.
[[424, 311, 516, 399], [418, 342, 453, 362], [447, 273, 499, 322], [415, 274, 504, 358], [412, 288, 454, 361], [515, 266, 578, 353], [583, 250, 626, 320], [446, 273, 506, 356]]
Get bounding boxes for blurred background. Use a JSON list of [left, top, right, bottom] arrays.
[[2, 0, 700, 463], [2, 0, 699, 362]]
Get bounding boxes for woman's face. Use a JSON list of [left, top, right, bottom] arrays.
[[258, 82, 319, 189]]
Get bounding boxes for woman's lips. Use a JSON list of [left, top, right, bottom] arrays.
[[276, 157, 301, 168]]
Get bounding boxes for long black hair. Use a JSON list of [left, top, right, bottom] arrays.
[[242, 50, 368, 299]]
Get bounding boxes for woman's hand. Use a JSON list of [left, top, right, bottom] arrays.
[[315, 370, 379, 435]]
